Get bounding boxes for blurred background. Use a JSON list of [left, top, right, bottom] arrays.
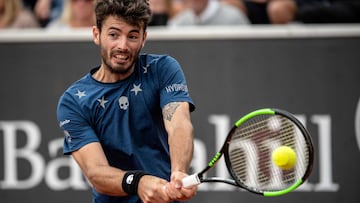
[[0, 0, 360, 202]]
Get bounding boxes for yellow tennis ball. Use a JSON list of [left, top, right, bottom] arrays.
[[272, 146, 297, 170]]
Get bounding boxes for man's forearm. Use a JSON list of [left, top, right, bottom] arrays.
[[168, 121, 194, 173]]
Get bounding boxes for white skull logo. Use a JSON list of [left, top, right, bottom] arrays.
[[118, 96, 129, 110]]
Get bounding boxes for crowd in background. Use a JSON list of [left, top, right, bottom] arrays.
[[0, 0, 360, 30]]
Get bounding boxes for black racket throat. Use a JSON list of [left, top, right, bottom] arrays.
[[201, 177, 238, 186]]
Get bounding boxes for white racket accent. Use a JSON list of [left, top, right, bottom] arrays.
[[182, 174, 201, 188]]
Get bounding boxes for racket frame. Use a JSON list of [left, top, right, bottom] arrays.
[[182, 108, 314, 197], [223, 108, 314, 196]]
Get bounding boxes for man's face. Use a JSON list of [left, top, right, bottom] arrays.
[[93, 15, 147, 77]]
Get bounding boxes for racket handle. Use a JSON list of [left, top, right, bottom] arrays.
[[182, 174, 200, 188]]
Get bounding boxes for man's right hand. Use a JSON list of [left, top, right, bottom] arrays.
[[137, 175, 171, 203]]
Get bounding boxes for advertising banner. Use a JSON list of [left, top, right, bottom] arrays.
[[0, 28, 360, 203]]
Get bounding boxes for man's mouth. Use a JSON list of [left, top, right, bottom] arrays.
[[114, 53, 129, 60]]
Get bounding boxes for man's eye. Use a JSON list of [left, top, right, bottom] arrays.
[[109, 33, 117, 38]]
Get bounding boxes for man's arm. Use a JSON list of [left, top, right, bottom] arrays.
[[162, 101, 197, 200], [71, 142, 126, 196], [163, 102, 194, 173], [71, 142, 170, 202]]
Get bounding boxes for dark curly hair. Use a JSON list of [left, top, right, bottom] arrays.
[[94, 0, 152, 32]]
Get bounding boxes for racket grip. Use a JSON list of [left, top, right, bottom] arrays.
[[181, 174, 200, 188]]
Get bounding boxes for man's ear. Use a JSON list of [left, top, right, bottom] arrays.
[[93, 26, 100, 45], [142, 31, 147, 48]]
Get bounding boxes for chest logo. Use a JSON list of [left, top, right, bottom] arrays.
[[119, 96, 129, 110]]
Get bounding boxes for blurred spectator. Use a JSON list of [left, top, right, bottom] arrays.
[[23, 0, 63, 27], [148, 0, 172, 26], [221, 0, 247, 12], [172, 0, 188, 16], [267, 0, 298, 24], [47, 0, 95, 30], [221, 0, 268, 24], [296, 0, 360, 23], [168, 0, 249, 26], [233, 0, 360, 24], [0, 0, 39, 28], [222, 0, 299, 24], [224, 0, 360, 24]]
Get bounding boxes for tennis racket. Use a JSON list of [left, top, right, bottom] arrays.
[[182, 108, 314, 197]]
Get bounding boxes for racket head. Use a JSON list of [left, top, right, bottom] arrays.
[[223, 108, 314, 196]]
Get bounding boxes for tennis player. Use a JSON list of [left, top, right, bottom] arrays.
[[56, 0, 197, 202]]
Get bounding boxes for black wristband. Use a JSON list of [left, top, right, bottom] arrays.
[[122, 171, 148, 195]]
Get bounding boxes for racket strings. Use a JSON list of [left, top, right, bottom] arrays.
[[228, 115, 310, 192]]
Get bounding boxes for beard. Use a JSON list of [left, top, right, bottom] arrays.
[[99, 43, 140, 75]]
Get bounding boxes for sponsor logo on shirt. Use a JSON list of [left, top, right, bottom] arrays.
[[59, 119, 70, 127], [165, 84, 188, 93]]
